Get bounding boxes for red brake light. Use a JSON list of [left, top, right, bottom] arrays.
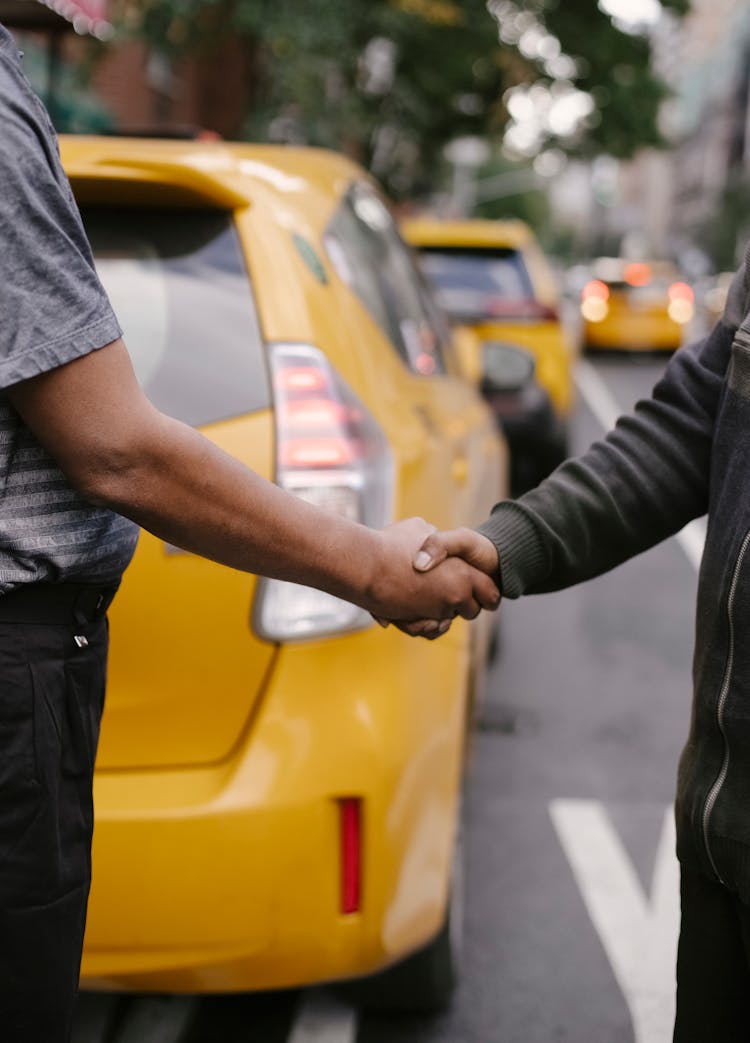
[[624, 262, 652, 287], [667, 281, 695, 325], [254, 343, 395, 642], [668, 281, 693, 303], [485, 297, 559, 322], [416, 352, 437, 375], [340, 798, 361, 914], [582, 280, 610, 301], [280, 437, 354, 469], [275, 366, 328, 393], [274, 371, 362, 469], [279, 398, 349, 428]]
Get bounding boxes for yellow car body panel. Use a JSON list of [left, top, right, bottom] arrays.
[[401, 218, 575, 417], [58, 138, 506, 992], [582, 292, 684, 351], [470, 318, 573, 415], [101, 412, 277, 768], [84, 626, 470, 991]]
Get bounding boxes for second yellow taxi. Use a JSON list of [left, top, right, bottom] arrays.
[[402, 217, 575, 494]]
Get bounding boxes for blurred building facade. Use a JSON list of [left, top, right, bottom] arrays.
[[84, 35, 252, 138], [547, 1, 750, 272], [653, 0, 750, 267], [1, 0, 252, 138]]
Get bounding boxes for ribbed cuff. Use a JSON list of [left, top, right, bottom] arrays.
[[476, 501, 549, 599]]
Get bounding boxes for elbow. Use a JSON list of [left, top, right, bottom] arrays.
[[57, 403, 168, 513], [64, 444, 147, 513]]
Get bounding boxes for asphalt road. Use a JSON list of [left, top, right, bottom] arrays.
[[74, 352, 694, 1043]]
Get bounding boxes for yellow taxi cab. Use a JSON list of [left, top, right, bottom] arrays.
[[59, 136, 507, 1011], [401, 217, 575, 494], [580, 257, 695, 352]]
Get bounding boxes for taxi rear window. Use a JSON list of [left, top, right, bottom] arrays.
[[417, 246, 535, 317], [80, 208, 270, 427]]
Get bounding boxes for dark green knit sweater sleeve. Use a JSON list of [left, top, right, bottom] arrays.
[[477, 264, 747, 599]]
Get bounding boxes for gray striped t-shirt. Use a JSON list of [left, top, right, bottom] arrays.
[[0, 24, 139, 592]]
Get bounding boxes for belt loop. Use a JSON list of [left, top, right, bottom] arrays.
[[73, 585, 117, 628]]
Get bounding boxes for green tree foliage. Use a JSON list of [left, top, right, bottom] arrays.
[[542, 0, 688, 158], [113, 0, 689, 198]]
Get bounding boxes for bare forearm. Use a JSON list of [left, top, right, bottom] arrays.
[[8, 339, 499, 623], [88, 409, 380, 606]]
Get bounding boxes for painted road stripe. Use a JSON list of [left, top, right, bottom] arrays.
[[550, 800, 679, 1043], [110, 996, 198, 1043], [574, 359, 706, 572], [287, 990, 358, 1043], [559, 361, 698, 1042], [71, 993, 121, 1043]]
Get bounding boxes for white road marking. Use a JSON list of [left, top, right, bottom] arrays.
[[110, 996, 198, 1043], [550, 800, 680, 1043], [71, 993, 121, 1043], [676, 515, 707, 572], [574, 359, 706, 572], [287, 990, 358, 1043], [574, 358, 623, 433], [567, 360, 701, 1039]]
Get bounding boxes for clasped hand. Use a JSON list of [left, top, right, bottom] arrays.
[[370, 518, 500, 639]]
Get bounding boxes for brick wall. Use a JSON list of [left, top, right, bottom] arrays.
[[68, 31, 256, 138]]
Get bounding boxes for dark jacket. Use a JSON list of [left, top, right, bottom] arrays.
[[477, 255, 750, 896]]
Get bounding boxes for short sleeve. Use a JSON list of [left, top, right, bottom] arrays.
[[0, 47, 121, 389]]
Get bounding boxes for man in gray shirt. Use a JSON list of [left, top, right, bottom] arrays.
[[0, 23, 499, 1041]]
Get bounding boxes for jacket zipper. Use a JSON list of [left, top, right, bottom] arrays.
[[701, 529, 750, 882]]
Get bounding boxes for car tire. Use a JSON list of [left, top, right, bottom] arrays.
[[352, 825, 464, 1015]]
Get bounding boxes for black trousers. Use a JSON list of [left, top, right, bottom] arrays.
[[0, 583, 115, 1043], [674, 866, 750, 1042]]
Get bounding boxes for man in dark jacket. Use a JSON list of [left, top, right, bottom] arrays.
[[413, 258, 750, 1041]]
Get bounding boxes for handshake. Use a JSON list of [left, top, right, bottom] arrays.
[[366, 517, 501, 640]]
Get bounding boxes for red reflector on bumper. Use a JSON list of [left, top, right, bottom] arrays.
[[339, 798, 361, 914]]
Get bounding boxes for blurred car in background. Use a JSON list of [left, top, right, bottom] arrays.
[[580, 257, 695, 352], [402, 217, 574, 495], [61, 137, 507, 1012]]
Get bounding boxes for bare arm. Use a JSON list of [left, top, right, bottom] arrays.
[[8, 339, 500, 624]]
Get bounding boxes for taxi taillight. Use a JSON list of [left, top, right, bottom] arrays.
[[624, 262, 652, 287], [253, 343, 394, 642], [668, 282, 694, 325], [581, 280, 610, 322], [340, 798, 362, 915]]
